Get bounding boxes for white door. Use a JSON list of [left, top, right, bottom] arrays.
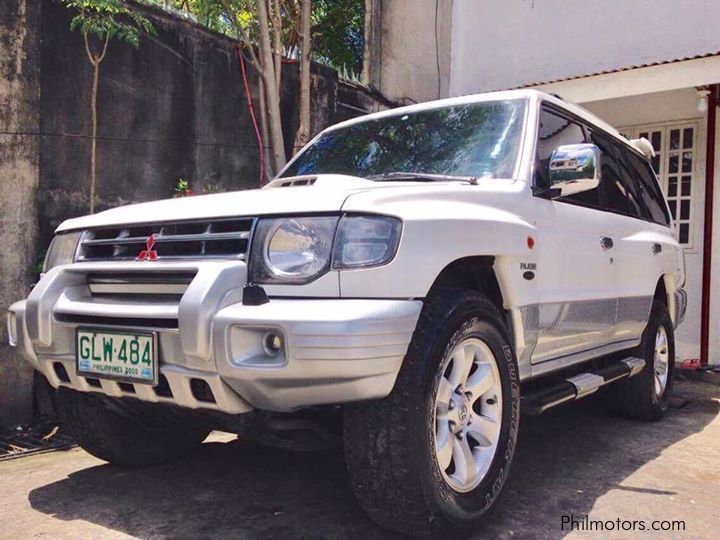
[[582, 128, 667, 346], [530, 106, 617, 365], [532, 202, 618, 363]]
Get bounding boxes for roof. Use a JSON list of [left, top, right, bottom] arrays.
[[515, 51, 720, 89], [326, 89, 621, 136], [318, 89, 641, 158]]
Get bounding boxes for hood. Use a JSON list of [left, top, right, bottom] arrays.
[[56, 174, 513, 233], [56, 175, 380, 232]]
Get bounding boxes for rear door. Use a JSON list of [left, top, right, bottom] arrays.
[[583, 130, 658, 345]]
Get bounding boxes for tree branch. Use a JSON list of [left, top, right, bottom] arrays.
[[280, 0, 300, 34], [83, 31, 97, 66], [96, 32, 111, 65], [219, 0, 262, 73]]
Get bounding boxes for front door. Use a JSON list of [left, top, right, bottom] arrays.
[[530, 106, 618, 365]]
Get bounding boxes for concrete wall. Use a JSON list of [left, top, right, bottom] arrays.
[[0, 0, 41, 426], [364, 0, 452, 104], [450, 0, 720, 96], [38, 0, 265, 252], [36, 0, 382, 259], [0, 0, 387, 427]]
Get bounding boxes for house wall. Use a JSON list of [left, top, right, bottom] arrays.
[[450, 0, 720, 96], [583, 89, 710, 362], [709, 107, 720, 365], [364, 0, 452, 104]]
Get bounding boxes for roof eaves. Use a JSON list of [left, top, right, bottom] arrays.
[[512, 51, 720, 90]]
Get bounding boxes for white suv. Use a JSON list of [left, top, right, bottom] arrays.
[[7, 90, 686, 536]]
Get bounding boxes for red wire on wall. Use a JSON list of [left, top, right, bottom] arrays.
[[235, 44, 266, 186]]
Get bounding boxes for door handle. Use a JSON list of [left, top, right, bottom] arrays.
[[652, 243, 662, 255], [600, 236, 614, 250]]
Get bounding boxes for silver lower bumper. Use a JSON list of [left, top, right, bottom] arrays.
[[7, 267, 422, 414]]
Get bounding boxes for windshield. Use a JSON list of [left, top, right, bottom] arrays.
[[281, 99, 527, 180]]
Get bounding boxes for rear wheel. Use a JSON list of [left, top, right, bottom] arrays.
[[57, 388, 211, 466], [344, 290, 520, 536], [609, 300, 674, 421]]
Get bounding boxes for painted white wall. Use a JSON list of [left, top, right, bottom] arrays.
[[709, 106, 720, 365], [450, 0, 720, 96], [365, 0, 452, 104], [532, 57, 720, 104], [582, 89, 714, 363], [583, 89, 701, 127]]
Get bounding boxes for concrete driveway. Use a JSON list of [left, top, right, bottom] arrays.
[[0, 378, 718, 539]]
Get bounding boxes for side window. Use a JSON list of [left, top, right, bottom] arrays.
[[535, 108, 587, 190], [587, 130, 643, 218], [626, 151, 671, 226]]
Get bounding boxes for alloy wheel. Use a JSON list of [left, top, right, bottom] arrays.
[[654, 326, 670, 397], [433, 337, 502, 493]]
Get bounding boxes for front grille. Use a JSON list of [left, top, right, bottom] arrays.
[[77, 218, 254, 262], [86, 271, 196, 298]]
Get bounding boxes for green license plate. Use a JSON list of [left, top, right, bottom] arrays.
[[76, 329, 157, 385]]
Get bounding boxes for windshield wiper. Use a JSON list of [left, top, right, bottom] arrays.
[[365, 172, 479, 184]]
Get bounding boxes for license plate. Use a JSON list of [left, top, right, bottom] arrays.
[[76, 329, 157, 385]]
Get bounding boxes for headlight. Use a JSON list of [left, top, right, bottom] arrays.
[[43, 232, 82, 272], [249, 215, 402, 284], [250, 217, 339, 284], [332, 215, 402, 269]]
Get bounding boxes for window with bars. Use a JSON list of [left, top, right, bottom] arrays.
[[621, 123, 697, 247]]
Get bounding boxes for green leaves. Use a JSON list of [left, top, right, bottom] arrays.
[[61, 0, 156, 48], [311, 0, 364, 75], [143, 0, 364, 74]]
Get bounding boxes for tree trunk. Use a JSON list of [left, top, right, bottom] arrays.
[[362, 0, 376, 86], [257, 0, 286, 172], [89, 59, 99, 213], [83, 32, 109, 213], [272, 0, 282, 91], [258, 76, 272, 180], [293, 0, 312, 154]]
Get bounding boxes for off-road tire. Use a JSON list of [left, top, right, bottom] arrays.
[[609, 300, 675, 421], [57, 388, 211, 466], [344, 290, 520, 537]]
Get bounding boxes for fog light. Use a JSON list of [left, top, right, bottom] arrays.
[[263, 331, 283, 356]]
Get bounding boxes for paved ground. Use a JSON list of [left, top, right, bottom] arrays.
[[0, 378, 718, 539]]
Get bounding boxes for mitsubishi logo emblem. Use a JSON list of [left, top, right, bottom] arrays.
[[136, 234, 158, 261]]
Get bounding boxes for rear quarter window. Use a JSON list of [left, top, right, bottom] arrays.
[[625, 151, 671, 226]]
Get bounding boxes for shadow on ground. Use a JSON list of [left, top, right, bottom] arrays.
[[28, 380, 719, 539]]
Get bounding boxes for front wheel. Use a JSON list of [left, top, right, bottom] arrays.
[[57, 388, 211, 466], [344, 290, 520, 536]]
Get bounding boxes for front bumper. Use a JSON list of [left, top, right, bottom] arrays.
[[7, 261, 422, 414]]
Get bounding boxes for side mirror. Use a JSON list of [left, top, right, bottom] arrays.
[[547, 143, 600, 197]]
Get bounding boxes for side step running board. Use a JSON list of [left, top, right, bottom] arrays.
[[522, 357, 646, 415]]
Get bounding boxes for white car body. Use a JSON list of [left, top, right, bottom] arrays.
[[7, 89, 687, 415]]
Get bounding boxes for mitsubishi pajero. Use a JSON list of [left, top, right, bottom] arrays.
[[7, 90, 687, 536]]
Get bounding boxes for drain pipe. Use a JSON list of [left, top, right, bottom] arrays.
[[700, 84, 718, 366]]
